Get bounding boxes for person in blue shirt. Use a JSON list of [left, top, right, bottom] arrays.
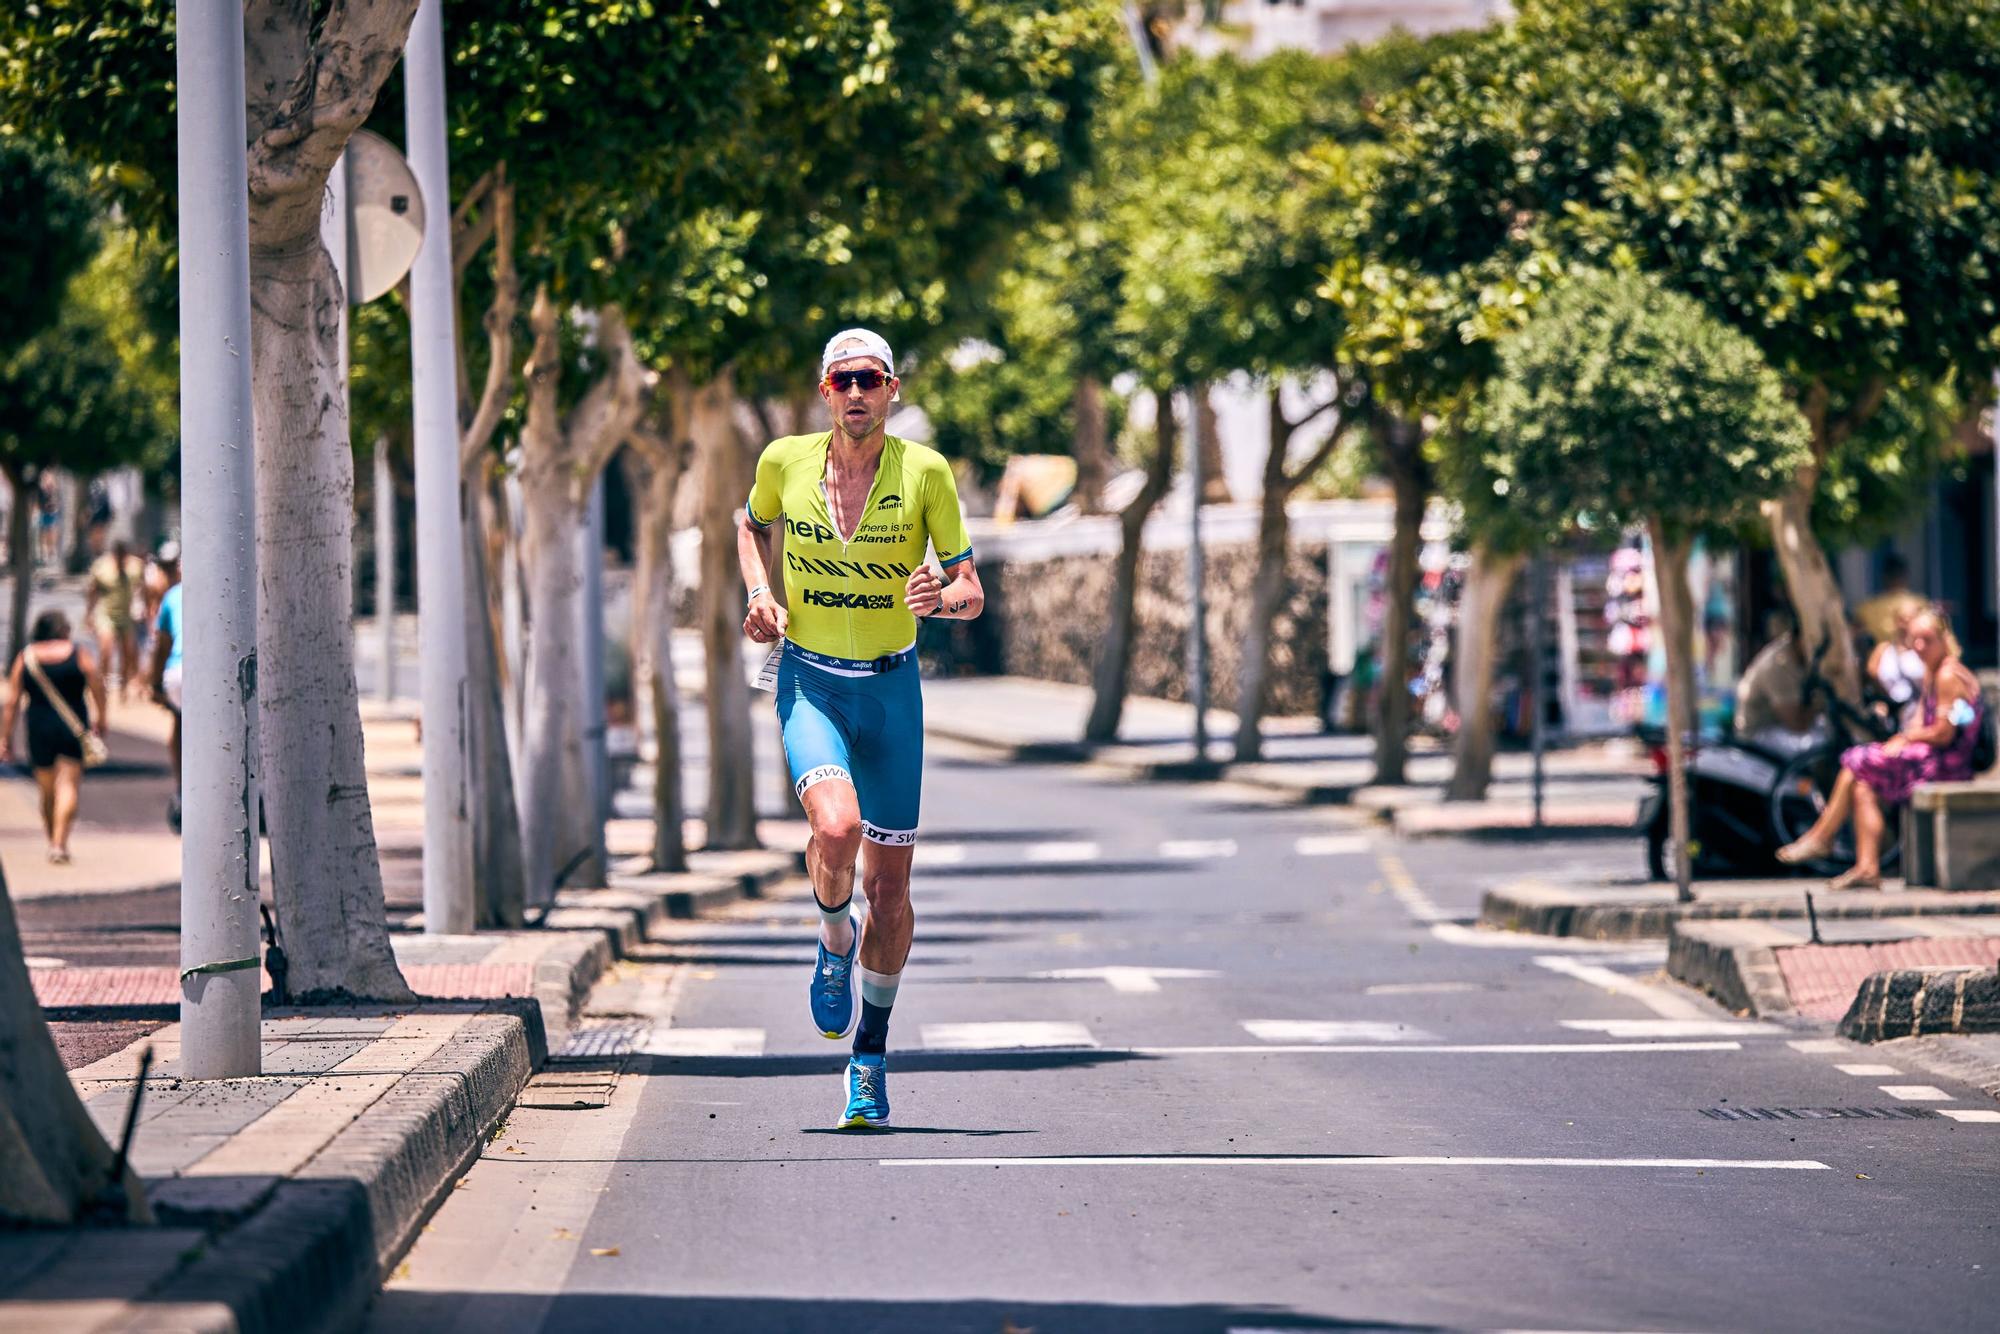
[[146, 543, 183, 831]]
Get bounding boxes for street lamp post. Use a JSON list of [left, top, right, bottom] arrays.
[[174, 0, 261, 1079], [406, 0, 475, 933], [1187, 389, 1210, 764]]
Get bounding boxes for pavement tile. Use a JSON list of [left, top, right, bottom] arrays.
[[1777, 938, 2000, 1020]]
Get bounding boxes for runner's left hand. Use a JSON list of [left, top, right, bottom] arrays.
[[905, 564, 944, 617]]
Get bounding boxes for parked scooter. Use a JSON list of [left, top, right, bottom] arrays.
[[1637, 638, 1895, 882]]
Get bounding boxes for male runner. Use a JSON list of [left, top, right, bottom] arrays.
[[738, 328, 983, 1127]]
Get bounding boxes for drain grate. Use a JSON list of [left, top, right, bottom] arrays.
[[1700, 1106, 1940, 1122]]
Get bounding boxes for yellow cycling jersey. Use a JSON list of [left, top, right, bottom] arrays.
[[745, 431, 973, 663]]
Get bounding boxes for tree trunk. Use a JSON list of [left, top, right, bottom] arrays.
[[6, 468, 32, 665], [1650, 519, 1698, 903], [250, 237, 410, 1000], [1085, 391, 1177, 744], [1196, 383, 1230, 504], [695, 371, 759, 849], [1072, 375, 1108, 515], [516, 457, 596, 904], [1762, 475, 1857, 703], [462, 468, 524, 927], [630, 448, 688, 872], [1444, 543, 1527, 802], [0, 863, 149, 1224], [1373, 416, 1428, 787], [1233, 421, 1292, 763]]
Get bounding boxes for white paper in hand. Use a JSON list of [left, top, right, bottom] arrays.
[[751, 642, 784, 692]]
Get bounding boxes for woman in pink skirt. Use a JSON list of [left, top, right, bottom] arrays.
[[1777, 608, 1983, 889]]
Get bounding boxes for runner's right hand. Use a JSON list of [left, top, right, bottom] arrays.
[[744, 591, 787, 644]]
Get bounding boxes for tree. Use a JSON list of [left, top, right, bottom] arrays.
[[1460, 271, 1809, 899], [2, 1, 427, 997], [1349, 0, 2000, 706]]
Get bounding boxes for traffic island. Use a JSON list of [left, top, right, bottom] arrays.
[[1481, 877, 2000, 941], [1667, 915, 2000, 1023], [1839, 966, 2000, 1042]]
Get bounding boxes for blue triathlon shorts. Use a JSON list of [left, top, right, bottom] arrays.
[[775, 644, 923, 845]]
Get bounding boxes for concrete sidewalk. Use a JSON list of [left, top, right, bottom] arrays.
[[922, 674, 1648, 833]]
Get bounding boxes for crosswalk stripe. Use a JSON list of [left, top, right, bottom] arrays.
[[1160, 838, 1237, 860], [1294, 834, 1369, 856], [1880, 1084, 1951, 1101], [1938, 1109, 2000, 1123], [1833, 1063, 1902, 1076], [921, 1021, 1097, 1050], [1024, 841, 1100, 863], [1560, 1019, 1782, 1037], [1242, 1019, 1438, 1044], [637, 1027, 765, 1057]]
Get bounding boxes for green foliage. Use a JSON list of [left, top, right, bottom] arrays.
[[1453, 271, 1810, 543], [0, 136, 96, 354], [0, 291, 161, 484]]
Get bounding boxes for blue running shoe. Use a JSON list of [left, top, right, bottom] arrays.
[[810, 934, 857, 1039], [839, 1052, 890, 1128]]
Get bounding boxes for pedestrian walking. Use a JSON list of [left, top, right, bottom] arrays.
[[0, 609, 109, 864], [738, 327, 983, 1127], [145, 544, 183, 831], [1778, 606, 1984, 889], [86, 538, 145, 700]]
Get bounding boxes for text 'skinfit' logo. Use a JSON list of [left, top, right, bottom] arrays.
[[876, 493, 902, 510]]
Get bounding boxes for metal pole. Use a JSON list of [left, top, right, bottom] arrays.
[[1187, 387, 1210, 763], [580, 473, 611, 857], [1528, 556, 1547, 831], [407, 0, 474, 933], [374, 442, 396, 701], [174, 0, 261, 1079]]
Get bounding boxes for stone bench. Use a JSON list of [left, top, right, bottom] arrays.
[[1904, 782, 2000, 890]]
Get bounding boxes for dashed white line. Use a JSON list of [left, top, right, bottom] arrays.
[[1788, 1039, 1848, 1053], [1561, 1019, 1782, 1038], [1938, 1109, 2000, 1123], [1833, 1063, 1902, 1077], [921, 1021, 1098, 1050], [921, 843, 968, 865], [1035, 966, 1217, 993], [1160, 838, 1238, 860], [1242, 1020, 1439, 1044], [1295, 834, 1370, 857], [1024, 841, 1100, 863], [1365, 982, 1482, 996], [882, 1155, 1830, 1171], [1880, 1084, 1952, 1101]]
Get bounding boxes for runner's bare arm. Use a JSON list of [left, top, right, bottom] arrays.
[[911, 557, 983, 621], [737, 509, 787, 643]]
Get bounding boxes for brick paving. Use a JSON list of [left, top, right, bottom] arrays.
[[1776, 937, 2000, 1021]]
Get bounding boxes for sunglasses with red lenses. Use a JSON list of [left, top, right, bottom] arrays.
[[825, 368, 892, 392]]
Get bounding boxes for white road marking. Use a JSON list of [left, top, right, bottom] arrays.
[[1035, 966, 1218, 993], [1024, 841, 1100, 863], [1365, 982, 1482, 996], [921, 1021, 1097, 1050], [1160, 838, 1237, 860], [1880, 1084, 1952, 1101], [882, 1155, 1829, 1171], [1560, 1019, 1783, 1038], [1834, 1063, 1903, 1077], [1128, 1041, 1742, 1056], [921, 843, 968, 865], [1377, 853, 1446, 922], [637, 1027, 765, 1057], [1295, 834, 1369, 857], [1534, 955, 1708, 1020], [1788, 1039, 1848, 1053], [23, 956, 65, 969], [1242, 1020, 1439, 1043], [1938, 1109, 2000, 1123]]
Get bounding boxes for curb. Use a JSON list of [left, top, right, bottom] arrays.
[[1838, 967, 2000, 1043], [1479, 884, 2000, 941], [1666, 920, 1798, 1019], [97, 1001, 543, 1334]]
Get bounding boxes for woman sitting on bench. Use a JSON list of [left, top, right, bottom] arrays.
[[1778, 607, 1982, 890]]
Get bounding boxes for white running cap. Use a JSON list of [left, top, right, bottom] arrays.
[[821, 327, 895, 378]]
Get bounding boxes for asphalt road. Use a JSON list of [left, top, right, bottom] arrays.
[[370, 737, 1998, 1333]]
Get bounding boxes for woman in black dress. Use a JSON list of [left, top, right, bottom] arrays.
[[1, 610, 108, 864]]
